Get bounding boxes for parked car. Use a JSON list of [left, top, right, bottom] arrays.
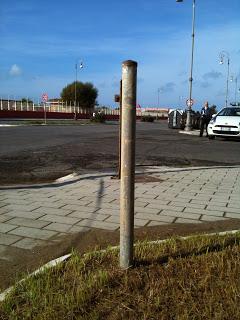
[[207, 107, 240, 139]]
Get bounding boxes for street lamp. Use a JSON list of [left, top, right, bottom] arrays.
[[219, 51, 230, 107], [74, 60, 84, 119], [157, 88, 161, 108], [176, 0, 196, 131], [230, 75, 238, 106]]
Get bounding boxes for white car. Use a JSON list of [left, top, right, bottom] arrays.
[[207, 107, 240, 139]]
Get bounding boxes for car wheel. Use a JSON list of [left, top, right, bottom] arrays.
[[208, 135, 215, 140]]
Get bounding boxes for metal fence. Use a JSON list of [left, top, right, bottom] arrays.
[[0, 99, 144, 116]]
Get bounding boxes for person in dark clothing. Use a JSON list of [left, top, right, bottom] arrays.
[[199, 101, 211, 137]]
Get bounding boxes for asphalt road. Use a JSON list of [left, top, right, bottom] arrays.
[[1, 121, 240, 184]]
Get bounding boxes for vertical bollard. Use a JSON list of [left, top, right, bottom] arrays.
[[120, 60, 137, 269], [117, 80, 122, 179]]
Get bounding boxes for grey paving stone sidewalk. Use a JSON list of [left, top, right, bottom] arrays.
[[0, 166, 240, 251]]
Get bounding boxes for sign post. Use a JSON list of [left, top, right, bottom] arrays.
[[120, 60, 137, 269], [42, 93, 48, 125], [186, 98, 195, 108]]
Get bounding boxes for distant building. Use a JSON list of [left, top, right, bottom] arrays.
[[141, 107, 169, 118]]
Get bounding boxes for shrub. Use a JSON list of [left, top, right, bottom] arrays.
[[141, 115, 155, 122], [90, 112, 105, 123]]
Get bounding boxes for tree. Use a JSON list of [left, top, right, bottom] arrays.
[[21, 98, 33, 103], [60, 81, 98, 109]]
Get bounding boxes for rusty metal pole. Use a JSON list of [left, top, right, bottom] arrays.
[[120, 60, 137, 269]]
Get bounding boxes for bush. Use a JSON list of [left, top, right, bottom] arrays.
[[141, 115, 155, 122], [90, 112, 105, 123]]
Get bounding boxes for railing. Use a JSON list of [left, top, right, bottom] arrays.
[[0, 100, 144, 117]]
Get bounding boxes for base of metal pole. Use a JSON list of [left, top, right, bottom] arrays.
[[184, 108, 192, 131]]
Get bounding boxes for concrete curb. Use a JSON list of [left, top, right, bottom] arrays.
[[0, 229, 239, 302], [0, 165, 240, 190], [179, 130, 200, 136]]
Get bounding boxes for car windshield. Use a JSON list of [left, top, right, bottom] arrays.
[[218, 108, 240, 116]]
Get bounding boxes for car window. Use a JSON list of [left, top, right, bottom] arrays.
[[218, 108, 240, 116]]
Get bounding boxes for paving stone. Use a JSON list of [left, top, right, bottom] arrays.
[[134, 218, 150, 227], [68, 225, 90, 234], [60, 204, 98, 213], [95, 208, 119, 216], [0, 233, 22, 245], [193, 195, 212, 201], [68, 211, 109, 221], [147, 221, 169, 226], [0, 223, 18, 233], [225, 212, 240, 219], [200, 215, 228, 222], [0, 203, 8, 209], [12, 238, 45, 250], [9, 227, 57, 240], [1, 199, 34, 206], [31, 201, 68, 209], [182, 202, 206, 209], [76, 219, 119, 231], [209, 200, 229, 205], [0, 207, 11, 215], [227, 202, 240, 209], [161, 205, 185, 212], [44, 223, 74, 233], [33, 207, 73, 216], [39, 214, 80, 225], [135, 212, 175, 223], [6, 210, 45, 219], [161, 211, 201, 220], [94, 203, 119, 210], [54, 199, 93, 207], [183, 207, 224, 217], [0, 215, 12, 223], [138, 194, 158, 200], [144, 201, 171, 209], [134, 200, 150, 207], [207, 205, 240, 214], [135, 206, 161, 214], [7, 217, 50, 229], [3, 204, 41, 212]]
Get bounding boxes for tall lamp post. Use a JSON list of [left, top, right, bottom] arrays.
[[230, 75, 238, 106], [74, 60, 84, 119], [219, 51, 230, 107], [157, 88, 161, 108], [176, 0, 196, 131]]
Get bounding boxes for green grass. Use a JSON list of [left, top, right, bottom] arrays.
[[1, 233, 240, 319]]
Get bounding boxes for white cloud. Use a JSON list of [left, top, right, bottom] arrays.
[[9, 64, 22, 76]]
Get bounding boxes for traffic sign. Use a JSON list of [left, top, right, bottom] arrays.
[[186, 98, 195, 107], [42, 93, 48, 102]]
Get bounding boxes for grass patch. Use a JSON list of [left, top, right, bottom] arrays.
[[1, 233, 240, 319]]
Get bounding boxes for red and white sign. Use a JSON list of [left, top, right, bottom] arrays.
[[42, 93, 48, 102], [186, 98, 195, 107]]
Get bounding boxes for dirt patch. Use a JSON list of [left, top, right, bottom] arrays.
[[1, 219, 240, 292]]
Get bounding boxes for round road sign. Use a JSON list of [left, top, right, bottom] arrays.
[[186, 98, 194, 107], [42, 93, 48, 102]]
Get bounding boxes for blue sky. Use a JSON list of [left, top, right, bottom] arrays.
[[1, 0, 240, 110]]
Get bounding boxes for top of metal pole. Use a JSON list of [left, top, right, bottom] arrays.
[[122, 60, 138, 67]]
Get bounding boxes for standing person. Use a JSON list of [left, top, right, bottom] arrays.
[[199, 101, 211, 137]]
